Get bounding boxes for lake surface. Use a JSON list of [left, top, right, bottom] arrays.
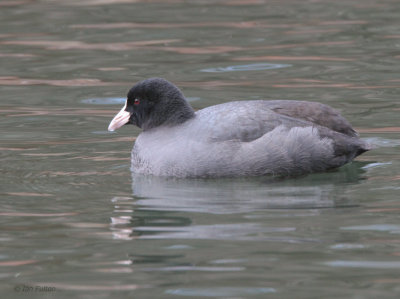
[[1, 0, 400, 298]]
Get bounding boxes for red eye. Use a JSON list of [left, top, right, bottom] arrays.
[[134, 99, 140, 105]]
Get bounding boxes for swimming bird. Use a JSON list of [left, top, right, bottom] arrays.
[[108, 78, 370, 178]]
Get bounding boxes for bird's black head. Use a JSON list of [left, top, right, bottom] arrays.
[[108, 78, 195, 131]]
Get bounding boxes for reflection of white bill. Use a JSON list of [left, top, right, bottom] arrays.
[[110, 164, 365, 241]]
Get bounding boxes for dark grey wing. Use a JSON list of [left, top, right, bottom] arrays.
[[262, 100, 358, 137], [199, 101, 301, 142], [261, 100, 370, 162], [196, 100, 370, 173]]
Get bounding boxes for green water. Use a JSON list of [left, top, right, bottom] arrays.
[[1, 0, 399, 298]]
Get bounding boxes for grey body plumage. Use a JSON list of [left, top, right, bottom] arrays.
[[108, 78, 370, 178]]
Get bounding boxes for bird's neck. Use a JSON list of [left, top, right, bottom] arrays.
[[142, 99, 195, 131]]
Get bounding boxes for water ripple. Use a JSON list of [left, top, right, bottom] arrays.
[[341, 224, 400, 233], [363, 137, 400, 148], [361, 162, 392, 170], [324, 260, 400, 269], [81, 97, 126, 105], [330, 244, 366, 250], [144, 266, 244, 272], [200, 63, 291, 73], [166, 287, 276, 297]]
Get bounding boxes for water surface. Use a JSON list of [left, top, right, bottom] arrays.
[[1, 0, 400, 298]]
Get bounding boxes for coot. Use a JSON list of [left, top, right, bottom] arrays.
[[108, 78, 369, 178]]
